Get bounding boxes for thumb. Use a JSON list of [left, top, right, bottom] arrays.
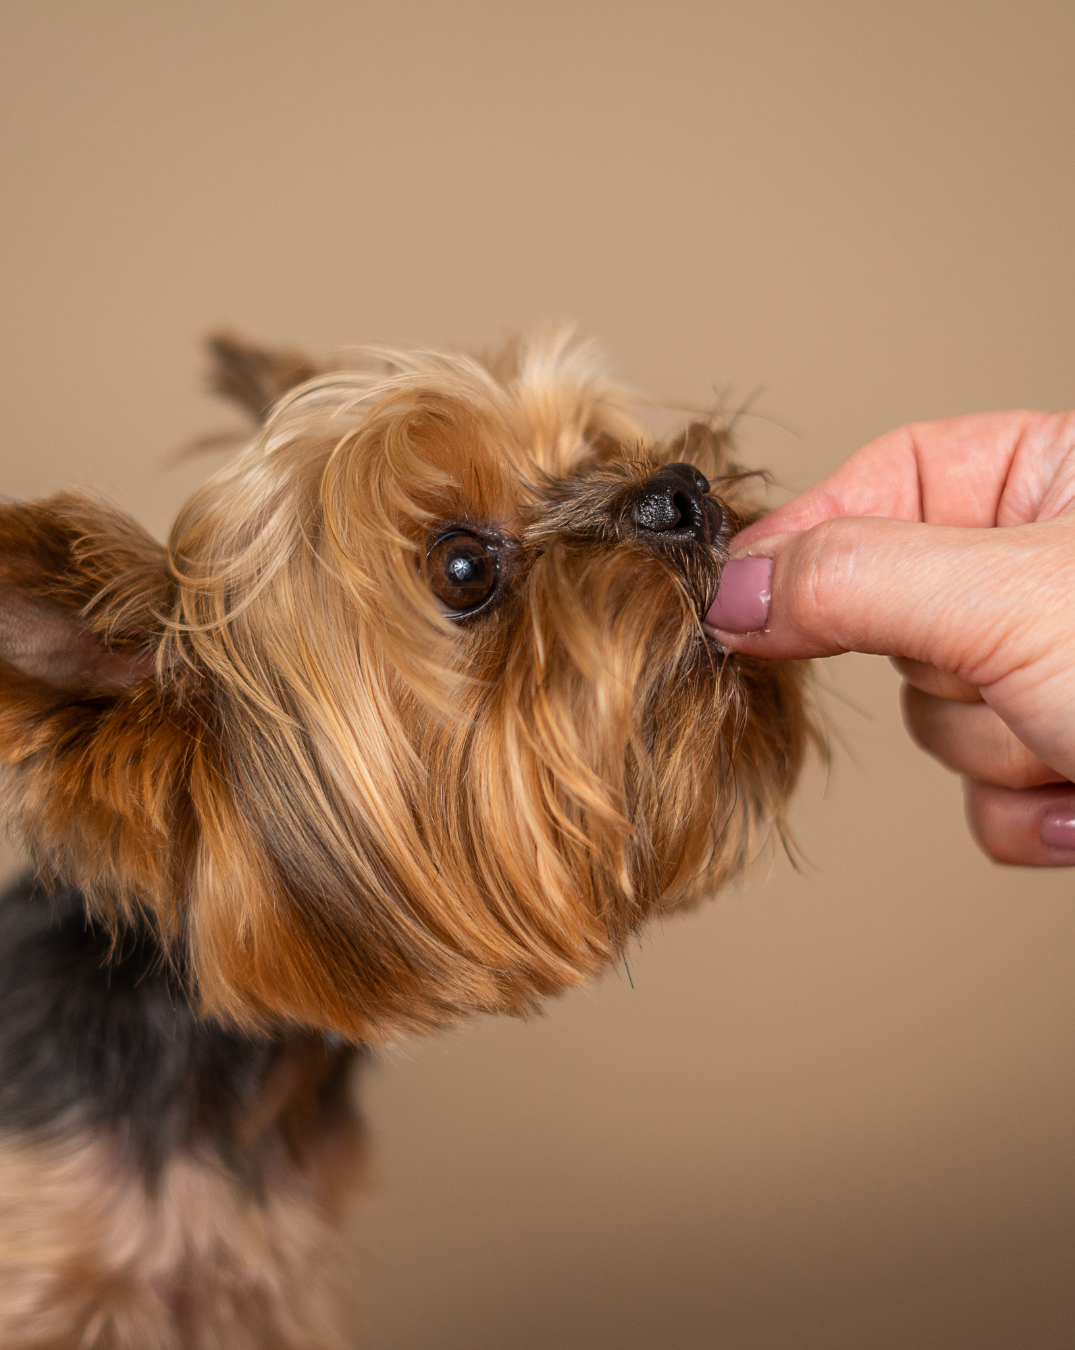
[[705, 516, 1071, 687]]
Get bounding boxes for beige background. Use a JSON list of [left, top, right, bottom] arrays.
[[3, 2, 1075, 1346]]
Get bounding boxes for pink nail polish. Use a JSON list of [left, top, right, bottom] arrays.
[[1040, 811, 1075, 850], [704, 558, 773, 633]]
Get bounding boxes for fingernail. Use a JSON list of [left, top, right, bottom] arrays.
[[1040, 811, 1075, 851], [704, 557, 773, 633]]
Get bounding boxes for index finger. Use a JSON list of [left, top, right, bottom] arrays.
[[735, 410, 1075, 546]]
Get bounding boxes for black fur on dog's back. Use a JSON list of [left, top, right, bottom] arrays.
[[0, 876, 268, 1175], [0, 875, 362, 1179]]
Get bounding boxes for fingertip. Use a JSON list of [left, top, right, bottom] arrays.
[[965, 781, 1075, 867], [703, 531, 839, 659], [1039, 809, 1075, 851], [704, 557, 773, 633]]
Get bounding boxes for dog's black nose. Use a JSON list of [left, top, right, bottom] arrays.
[[630, 462, 719, 545]]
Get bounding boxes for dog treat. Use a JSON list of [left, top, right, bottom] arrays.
[[0, 329, 815, 1346]]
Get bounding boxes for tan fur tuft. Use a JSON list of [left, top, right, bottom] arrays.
[[0, 1126, 360, 1349]]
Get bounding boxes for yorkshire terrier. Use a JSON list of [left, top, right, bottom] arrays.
[[0, 329, 812, 1347]]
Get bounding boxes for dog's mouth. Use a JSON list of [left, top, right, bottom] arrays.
[[617, 485, 734, 649], [614, 468, 735, 637]]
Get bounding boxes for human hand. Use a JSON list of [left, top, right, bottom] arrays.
[[704, 411, 1075, 866]]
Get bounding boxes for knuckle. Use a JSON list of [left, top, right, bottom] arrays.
[[999, 739, 1043, 790]]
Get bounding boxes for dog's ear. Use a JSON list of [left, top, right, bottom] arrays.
[[0, 494, 190, 913], [207, 330, 318, 423], [0, 493, 171, 692]]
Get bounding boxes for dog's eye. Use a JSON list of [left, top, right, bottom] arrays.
[[428, 532, 499, 612]]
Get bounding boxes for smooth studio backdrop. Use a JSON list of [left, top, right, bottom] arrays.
[[3, 3, 1074, 1346]]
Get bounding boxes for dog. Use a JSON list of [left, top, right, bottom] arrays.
[[0, 329, 813, 1347]]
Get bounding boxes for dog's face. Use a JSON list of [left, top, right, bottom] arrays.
[[0, 332, 812, 1040]]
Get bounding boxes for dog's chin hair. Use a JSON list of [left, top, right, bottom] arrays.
[[0, 328, 816, 1043]]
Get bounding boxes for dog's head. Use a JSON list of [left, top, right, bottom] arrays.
[[0, 331, 813, 1039]]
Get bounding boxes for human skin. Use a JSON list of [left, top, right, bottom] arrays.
[[703, 410, 1075, 867]]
